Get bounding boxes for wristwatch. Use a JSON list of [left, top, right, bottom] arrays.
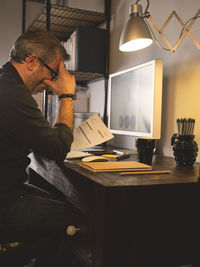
[[58, 94, 76, 101]]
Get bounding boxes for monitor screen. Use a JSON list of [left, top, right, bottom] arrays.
[[107, 59, 163, 139]]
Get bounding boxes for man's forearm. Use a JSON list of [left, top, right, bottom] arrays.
[[54, 97, 74, 130]]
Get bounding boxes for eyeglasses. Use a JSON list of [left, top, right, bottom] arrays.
[[38, 57, 59, 82], [25, 55, 59, 81]]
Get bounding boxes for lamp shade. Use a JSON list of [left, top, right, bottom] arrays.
[[119, 15, 153, 52]]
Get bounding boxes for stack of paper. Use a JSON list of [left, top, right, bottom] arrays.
[[70, 114, 114, 151], [79, 161, 152, 173]]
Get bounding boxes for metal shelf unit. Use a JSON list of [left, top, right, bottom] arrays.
[[24, 0, 111, 122], [27, 4, 105, 82], [28, 5, 105, 41]]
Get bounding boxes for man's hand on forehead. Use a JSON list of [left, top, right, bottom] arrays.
[[42, 61, 75, 95]]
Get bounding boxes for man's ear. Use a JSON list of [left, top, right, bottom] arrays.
[[25, 55, 39, 71]]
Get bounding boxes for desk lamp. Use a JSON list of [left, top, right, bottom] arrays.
[[119, 0, 200, 52]]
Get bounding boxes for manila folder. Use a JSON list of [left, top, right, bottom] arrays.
[[79, 161, 152, 173]]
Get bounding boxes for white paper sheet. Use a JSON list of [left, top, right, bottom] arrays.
[[70, 114, 114, 151], [66, 151, 93, 159]]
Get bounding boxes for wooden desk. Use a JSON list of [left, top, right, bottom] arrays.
[[29, 154, 200, 267]]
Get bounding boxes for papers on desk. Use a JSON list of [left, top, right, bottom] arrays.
[[66, 151, 93, 159], [70, 114, 114, 151]]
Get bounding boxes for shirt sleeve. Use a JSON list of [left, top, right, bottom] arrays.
[[0, 83, 73, 162]]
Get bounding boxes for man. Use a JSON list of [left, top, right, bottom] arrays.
[[0, 29, 76, 266]]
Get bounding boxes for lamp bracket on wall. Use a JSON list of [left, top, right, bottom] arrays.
[[148, 9, 200, 52], [119, 0, 200, 52]]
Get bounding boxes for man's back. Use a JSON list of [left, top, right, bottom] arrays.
[[0, 62, 73, 205], [0, 62, 32, 204]]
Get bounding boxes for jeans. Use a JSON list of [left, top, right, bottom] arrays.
[[0, 184, 74, 267]]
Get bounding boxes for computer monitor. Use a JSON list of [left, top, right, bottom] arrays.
[[107, 59, 163, 139]]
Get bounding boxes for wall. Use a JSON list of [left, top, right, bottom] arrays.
[[0, 0, 22, 65], [1, 0, 200, 161], [88, 0, 200, 161], [67, 0, 104, 12]]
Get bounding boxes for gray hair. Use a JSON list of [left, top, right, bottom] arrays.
[[10, 28, 70, 63]]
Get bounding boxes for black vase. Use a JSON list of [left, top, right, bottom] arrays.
[[136, 138, 155, 165], [171, 134, 198, 166]]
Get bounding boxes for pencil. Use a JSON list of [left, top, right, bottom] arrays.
[[120, 170, 170, 175]]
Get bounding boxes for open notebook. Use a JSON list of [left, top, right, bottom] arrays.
[[79, 161, 152, 173]]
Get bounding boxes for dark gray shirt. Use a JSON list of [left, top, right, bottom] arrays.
[[0, 62, 73, 205]]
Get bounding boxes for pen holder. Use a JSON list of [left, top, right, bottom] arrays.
[[171, 134, 198, 166]]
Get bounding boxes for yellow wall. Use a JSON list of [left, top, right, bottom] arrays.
[[159, 60, 200, 159]]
